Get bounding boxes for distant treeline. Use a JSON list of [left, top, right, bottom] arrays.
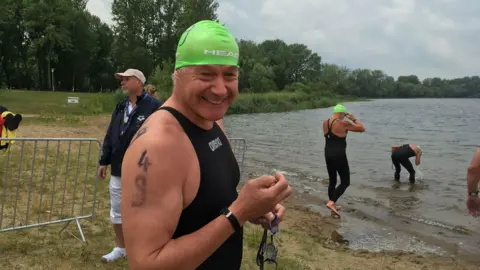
[[1, 0, 479, 98]]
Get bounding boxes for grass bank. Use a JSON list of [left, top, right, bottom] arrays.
[[227, 91, 360, 115], [0, 89, 362, 117], [0, 90, 118, 116]]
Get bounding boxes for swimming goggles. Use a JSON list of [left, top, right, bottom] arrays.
[[256, 215, 279, 270]]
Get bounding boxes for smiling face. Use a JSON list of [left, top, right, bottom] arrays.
[[174, 65, 239, 123]]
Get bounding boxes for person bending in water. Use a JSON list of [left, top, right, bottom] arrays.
[[391, 144, 422, 184], [323, 104, 365, 215]]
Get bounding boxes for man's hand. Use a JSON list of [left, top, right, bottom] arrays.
[[467, 195, 480, 217], [249, 204, 286, 230], [249, 204, 285, 230], [230, 172, 292, 225], [271, 203, 286, 222], [98, 165, 107, 180], [249, 215, 270, 229]]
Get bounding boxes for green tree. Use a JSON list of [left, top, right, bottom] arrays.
[[249, 63, 277, 92], [0, 0, 479, 99], [149, 60, 174, 95]]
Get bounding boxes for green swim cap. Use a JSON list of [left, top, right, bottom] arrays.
[[175, 20, 239, 70], [333, 104, 347, 113]]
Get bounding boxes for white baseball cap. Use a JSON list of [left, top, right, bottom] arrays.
[[114, 69, 146, 84]]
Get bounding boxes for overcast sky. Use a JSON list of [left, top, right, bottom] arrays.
[[87, 0, 480, 80]]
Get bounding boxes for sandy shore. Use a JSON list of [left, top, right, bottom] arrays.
[[265, 190, 479, 270]]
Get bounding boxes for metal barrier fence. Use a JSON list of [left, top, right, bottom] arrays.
[[0, 138, 101, 242], [0, 137, 245, 243]]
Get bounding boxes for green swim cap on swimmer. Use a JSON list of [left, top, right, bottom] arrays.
[[333, 104, 348, 113], [175, 20, 239, 70]]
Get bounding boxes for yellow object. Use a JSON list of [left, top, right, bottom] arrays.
[[1, 111, 17, 147]]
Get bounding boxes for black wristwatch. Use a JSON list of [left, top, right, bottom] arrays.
[[469, 190, 479, 197], [221, 207, 242, 233]]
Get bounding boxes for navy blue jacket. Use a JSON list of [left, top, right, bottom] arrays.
[[99, 93, 162, 177]]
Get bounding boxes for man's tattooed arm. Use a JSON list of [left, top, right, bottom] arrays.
[[131, 149, 151, 207]]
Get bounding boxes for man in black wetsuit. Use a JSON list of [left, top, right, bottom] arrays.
[[323, 104, 365, 216], [120, 20, 292, 270], [391, 144, 422, 184]]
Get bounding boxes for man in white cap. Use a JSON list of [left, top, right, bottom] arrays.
[[115, 69, 146, 97], [98, 68, 162, 263]]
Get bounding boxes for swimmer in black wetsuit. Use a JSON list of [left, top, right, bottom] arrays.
[[323, 104, 365, 216], [391, 144, 422, 184]]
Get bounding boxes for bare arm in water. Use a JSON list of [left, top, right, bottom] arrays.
[[121, 125, 292, 270], [415, 150, 422, 166], [344, 113, 366, 132], [466, 148, 480, 217], [467, 148, 480, 194]]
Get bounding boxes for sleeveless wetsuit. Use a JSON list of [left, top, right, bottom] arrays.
[[159, 106, 243, 270], [324, 118, 350, 202], [391, 144, 416, 183]]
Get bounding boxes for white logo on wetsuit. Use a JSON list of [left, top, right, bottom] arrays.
[[208, 137, 223, 152]]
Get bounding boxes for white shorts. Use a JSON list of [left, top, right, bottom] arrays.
[[109, 175, 122, 224]]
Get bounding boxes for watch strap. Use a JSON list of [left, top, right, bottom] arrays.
[[221, 207, 242, 233], [469, 190, 479, 196]]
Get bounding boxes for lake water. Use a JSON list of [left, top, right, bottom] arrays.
[[225, 98, 480, 261]]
